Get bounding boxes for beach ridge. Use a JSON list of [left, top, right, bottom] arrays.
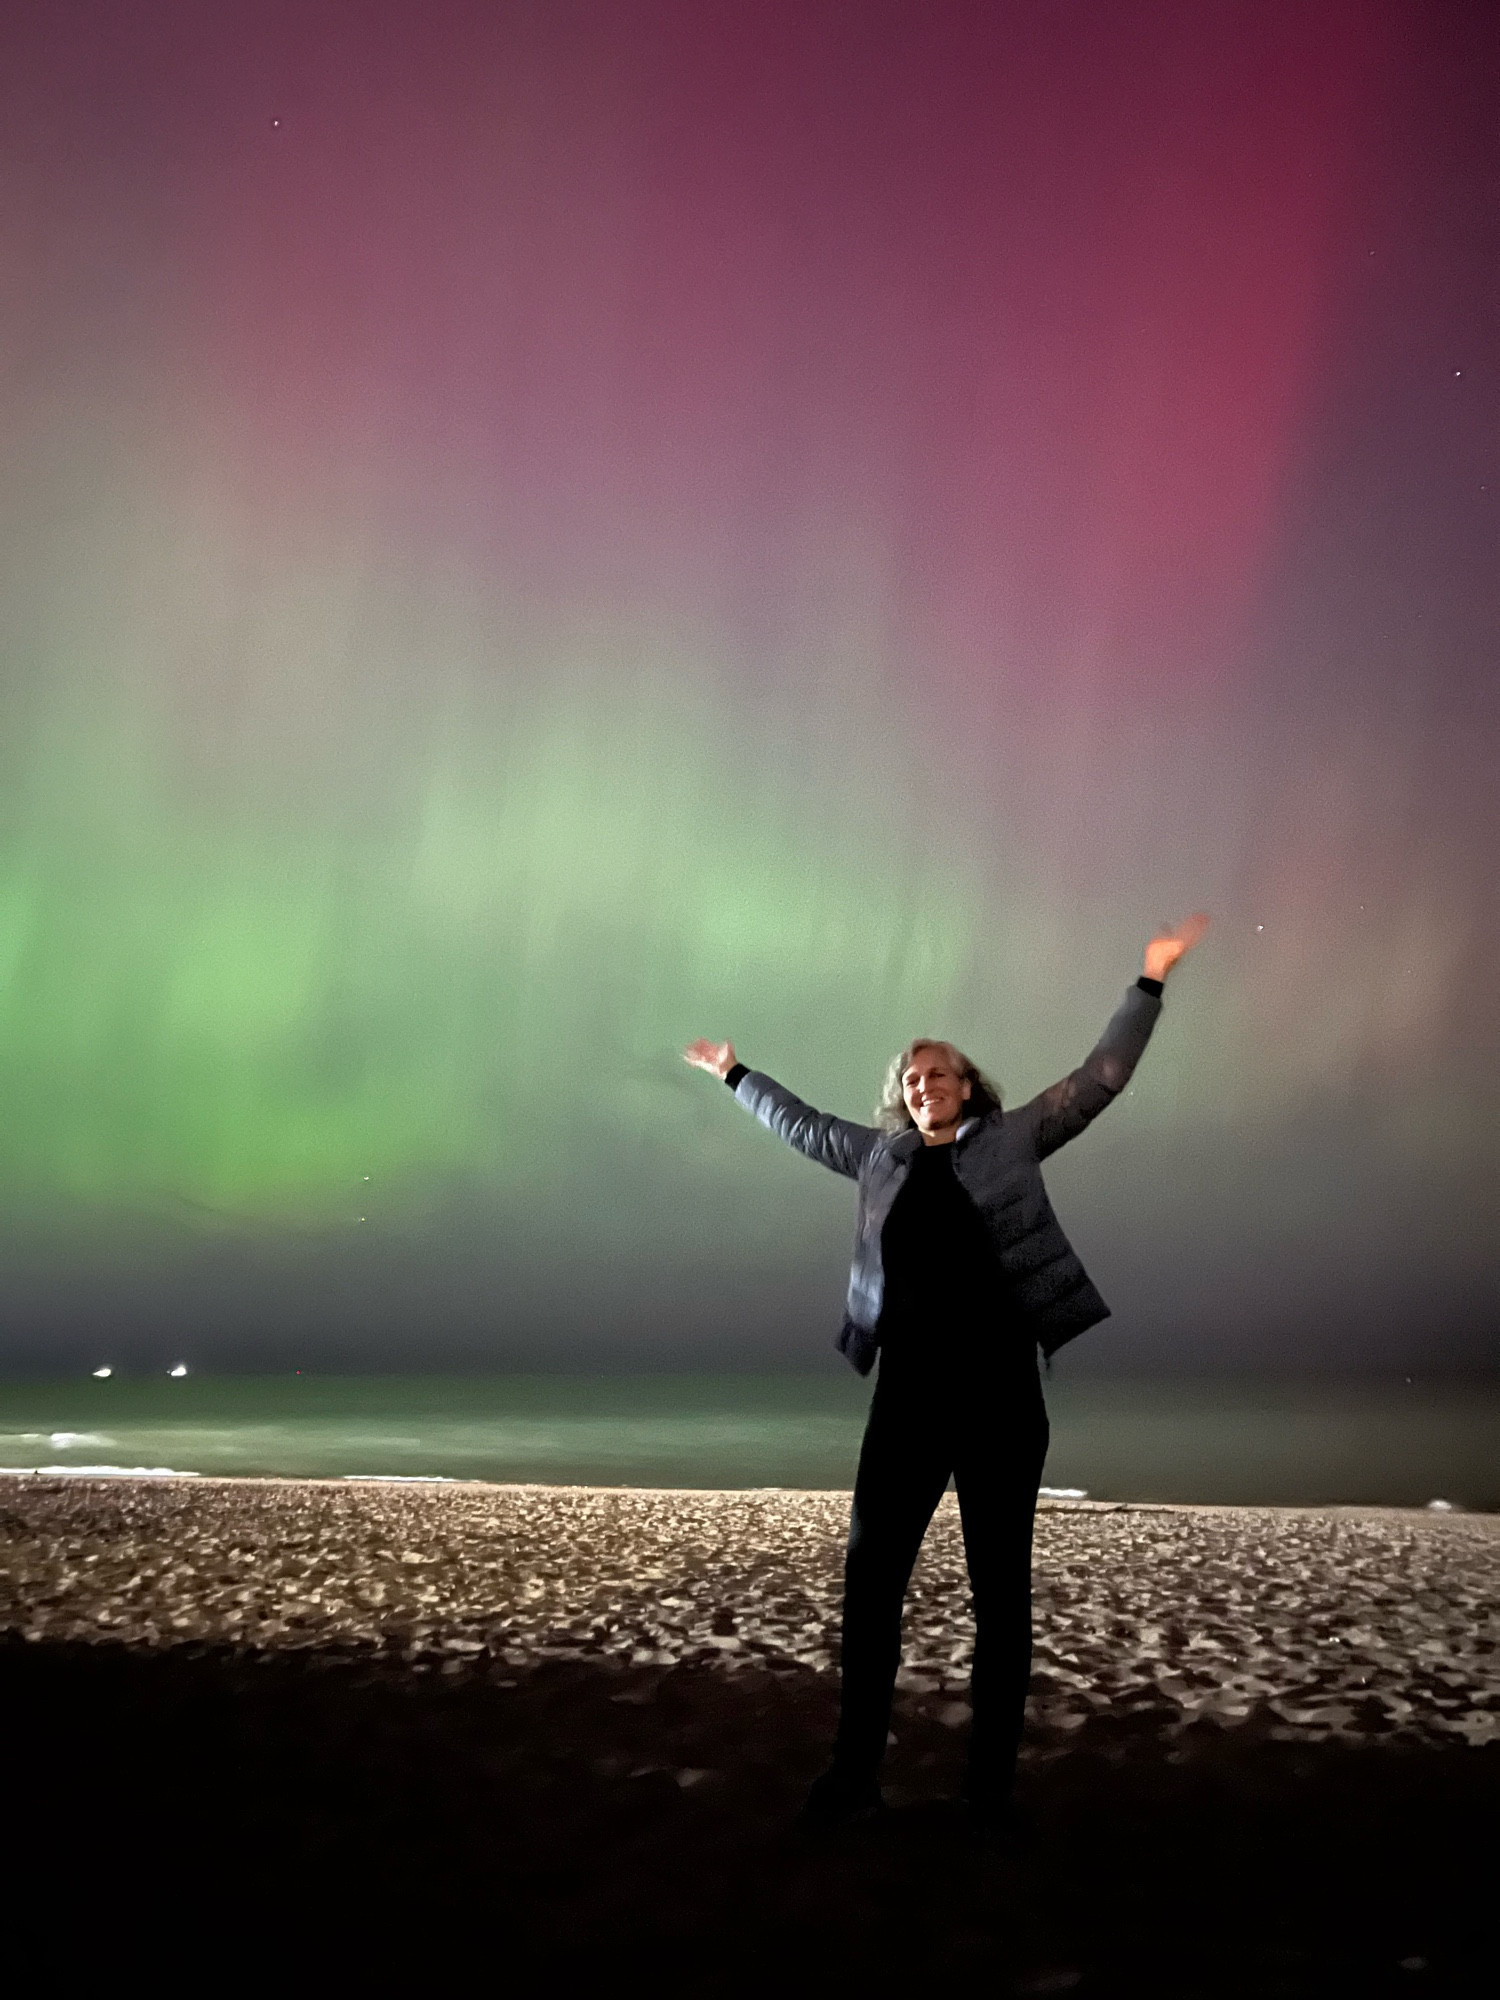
[[3, 1472, 1495, 1751]]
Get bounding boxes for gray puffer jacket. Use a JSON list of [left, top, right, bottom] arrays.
[[731, 983, 1163, 1373]]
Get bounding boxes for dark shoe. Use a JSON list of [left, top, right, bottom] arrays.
[[798, 1766, 885, 1830]]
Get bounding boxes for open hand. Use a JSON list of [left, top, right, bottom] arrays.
[[683, 1038, 737, 1080], [1144, 912, 1210, 983]]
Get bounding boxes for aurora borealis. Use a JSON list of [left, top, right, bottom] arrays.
[[0, 1, 1494, 1371]]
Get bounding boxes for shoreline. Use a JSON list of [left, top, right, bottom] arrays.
[[3, 1466, 1488, 1513]]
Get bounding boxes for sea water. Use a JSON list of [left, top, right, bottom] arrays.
[[0, 1373, 1494, 1508]]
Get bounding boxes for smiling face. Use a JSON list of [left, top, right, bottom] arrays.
[[900, 1041, 973, 1143]]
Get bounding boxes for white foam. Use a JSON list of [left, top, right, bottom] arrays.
[[18, 1464, 200, 1479], [2, 1432, 112, 1447], [1040, 1486, 1089, 1499], [342, 1473, 455, 1483]]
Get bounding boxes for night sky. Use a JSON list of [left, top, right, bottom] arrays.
[[0, 1, 1494, 1374]]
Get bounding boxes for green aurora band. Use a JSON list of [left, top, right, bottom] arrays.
[[0, 2, 1493, 1370]]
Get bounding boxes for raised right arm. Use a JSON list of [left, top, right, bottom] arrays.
[[683, 1039, 878, 1180]]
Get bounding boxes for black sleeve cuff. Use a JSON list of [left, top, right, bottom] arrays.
[[724, 1062, 749, 1090], [1136, 976, 1164, 998]]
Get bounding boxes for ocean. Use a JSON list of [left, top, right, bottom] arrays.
[[0, 1373, 1493, 1509]]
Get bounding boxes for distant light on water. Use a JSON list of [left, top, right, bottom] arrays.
[[92, 1366, 112, 1378], [168, 1364, 188, 1378]]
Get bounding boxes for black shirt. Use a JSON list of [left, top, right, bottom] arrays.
[[877, 1141, 1028, 1382]]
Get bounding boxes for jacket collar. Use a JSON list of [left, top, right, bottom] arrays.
[[891, 1116, 983, 1159]]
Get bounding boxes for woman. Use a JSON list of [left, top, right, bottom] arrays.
[[683, 914, 1207, 1829]]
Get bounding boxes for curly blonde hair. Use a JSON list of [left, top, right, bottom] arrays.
[[872, 1038, 1004, 1134]]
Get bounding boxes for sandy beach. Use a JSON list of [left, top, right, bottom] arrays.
[[4, 1475, 1495, 1992]]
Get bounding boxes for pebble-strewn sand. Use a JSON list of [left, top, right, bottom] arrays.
[[2, 1475, 1494, 1750]]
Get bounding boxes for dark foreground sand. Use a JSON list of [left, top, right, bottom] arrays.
[[2, 1476, 1495, 1994]]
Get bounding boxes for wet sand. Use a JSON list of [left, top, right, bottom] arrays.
[[3, 1475, 1495, 1993]]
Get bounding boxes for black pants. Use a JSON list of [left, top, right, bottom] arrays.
[[833, 1361, 1049, 1796]]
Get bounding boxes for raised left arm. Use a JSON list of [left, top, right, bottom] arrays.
[[1022, 914, 1209, 1159]]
